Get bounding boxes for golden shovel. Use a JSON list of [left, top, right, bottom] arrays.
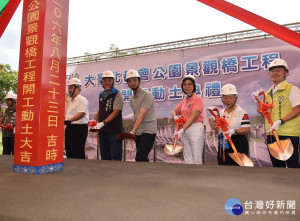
[[164, 135, 184, 156], [224, 133, 254, 167], [253, 92, 294, 161], [268, 130, 293, 161], [209, 109, 254, 167], [164, 117, 185, 155]]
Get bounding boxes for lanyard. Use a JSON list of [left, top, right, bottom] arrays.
[[219, 105, 236, 162], [186, 97, 192, 108], [223, 105, 236, 129]]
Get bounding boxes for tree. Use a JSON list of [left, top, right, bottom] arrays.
[[0, 63, 18, 100], [109, 43, 119, 52], [109, 43, 127, 57], [83, 52, 94, 61]]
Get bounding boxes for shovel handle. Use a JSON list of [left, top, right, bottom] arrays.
[[173, 136, 178, 149], [253, 91, 265, 103], [173, 123, 181, 149], [223, 132, 239, 154], [224, 133, 245, 166], [208, 108, 220, 119], [271, 129, 284, 153]]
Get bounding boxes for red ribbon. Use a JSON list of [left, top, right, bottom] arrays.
[[215, 117, 228, 132], [0, 124, 14, 131], [175, 117, 186, 126], [254, 92, 274, 126], [174, 116, 186, 132], [88, 120, 97, 127]]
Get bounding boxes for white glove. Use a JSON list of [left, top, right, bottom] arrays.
[[252, 89, 263, 102], [223, 129, 235, 137], [92, 122, 104, 130], [174, 128, 184, 138], [174, 116, 179, 121], [269, 120, 282, 132], [13, 128, 15, 134], [206, 106, 215, 119], [251, 89, 263, 97]]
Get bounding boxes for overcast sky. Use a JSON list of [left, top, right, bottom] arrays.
[[1, 0, 300, 71]]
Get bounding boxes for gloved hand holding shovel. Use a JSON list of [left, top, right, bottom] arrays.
[[164, 116, 185, 156], [174, 128, 184, 139], [89, 120, 104, 132], [252, 91, 294, 161], [208, 108, 254, 167]]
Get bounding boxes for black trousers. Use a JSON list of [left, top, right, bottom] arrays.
[[218, 134, 249, 166], [2, 136, 14, 155], [267, 135, 299, 168], [65, 124, 88, 159], [98, 133, 122, 161], [135, 133, 156, 162]]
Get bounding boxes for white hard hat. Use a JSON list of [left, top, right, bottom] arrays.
[[126, 69, 140, 80], [182, 75, 196, 83], [102, 70, 115, 79], [5, 92, 16, 100], [268, 58, 289, 73], [221, 84, 238, 95], [68, 78, 82, 86]]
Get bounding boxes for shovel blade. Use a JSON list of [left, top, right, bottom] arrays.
[[164, 144, 184, 156], [89, 128, 101, 132], [228, 153, 254, 167], [116, 133, 136, 140], [268, 139, 294, 161]]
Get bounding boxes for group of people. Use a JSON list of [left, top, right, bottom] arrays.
[[208, 58, 299, 168], [65, 69, 157, 163], [2, 58, 299, 169], [65, 58, 299, 168]]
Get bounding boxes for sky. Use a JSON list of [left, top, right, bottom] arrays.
[[0, 0, 300, 71]]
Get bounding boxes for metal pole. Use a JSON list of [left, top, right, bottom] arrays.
[[203, 125, 206, 165], [123, 139, 126, 161], [97, 135, 100, 160], [153, 142, 156, 163]]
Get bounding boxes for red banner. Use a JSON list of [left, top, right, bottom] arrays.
[[196, 0, 300, 48], [0, 0, 22, 38], [14, 0, 69, 174]]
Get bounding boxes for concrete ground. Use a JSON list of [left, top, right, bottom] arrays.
[[0, 155, 299, 221]]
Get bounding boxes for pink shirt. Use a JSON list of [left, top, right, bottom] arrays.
[[176, 93, 204, 123]]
